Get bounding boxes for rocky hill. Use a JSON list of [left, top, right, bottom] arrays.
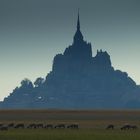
[[1, 14, 140, 109]]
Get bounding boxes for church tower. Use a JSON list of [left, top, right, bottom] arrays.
[[63, 11, 92, 59], [73, 12, 84, 44]]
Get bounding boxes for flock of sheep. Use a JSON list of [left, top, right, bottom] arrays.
[[106, 124, 138, 130], [0, 123, 138, 131], [0, 123, 79, 131]]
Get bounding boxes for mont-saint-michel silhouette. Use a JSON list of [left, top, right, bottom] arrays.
[[1, 13, 140, 109]]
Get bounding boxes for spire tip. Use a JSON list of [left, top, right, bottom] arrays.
[[77, 9, 80, 30]]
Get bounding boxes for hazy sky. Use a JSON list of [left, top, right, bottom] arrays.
[[0, 0, 140, 101]]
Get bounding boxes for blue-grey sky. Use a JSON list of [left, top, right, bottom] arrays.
[[0, 0, 140, 101]]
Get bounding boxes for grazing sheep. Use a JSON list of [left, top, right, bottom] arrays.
[[0, 124, 3, 127], [27, 124, 37, 129], [14, 124, 24, 129], [121, 125, 138, 130], [67, 124, 79, 129], [36, 124, 44, 129], [44, 124, 53, 129], [106, 124, 114, 130], [0, 126, 8, 131], [130, 125, 138, 130], [8, 123, 15, 128], [121, 125, 132, 130], [55, 124, 65, 129]]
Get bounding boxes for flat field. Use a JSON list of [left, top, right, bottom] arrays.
[[0, 110, 140, 140]]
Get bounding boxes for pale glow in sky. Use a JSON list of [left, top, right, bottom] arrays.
[[0, 0, 140, 101]]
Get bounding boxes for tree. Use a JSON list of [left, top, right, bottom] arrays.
[[21, 78, 33, 88], [34, 77, 44, 87]]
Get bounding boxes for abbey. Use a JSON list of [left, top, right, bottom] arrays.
[[1, 13, 140, 109]]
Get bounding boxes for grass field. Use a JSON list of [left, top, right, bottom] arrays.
[[0, 110, 140, 140], [0, 129, 140, 140]]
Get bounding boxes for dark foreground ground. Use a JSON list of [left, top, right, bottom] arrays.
[[0, 110, 140, 140]]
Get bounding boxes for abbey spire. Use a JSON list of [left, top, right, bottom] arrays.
[[73, 11, 84, 44], [77, 11, 80, 31]]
